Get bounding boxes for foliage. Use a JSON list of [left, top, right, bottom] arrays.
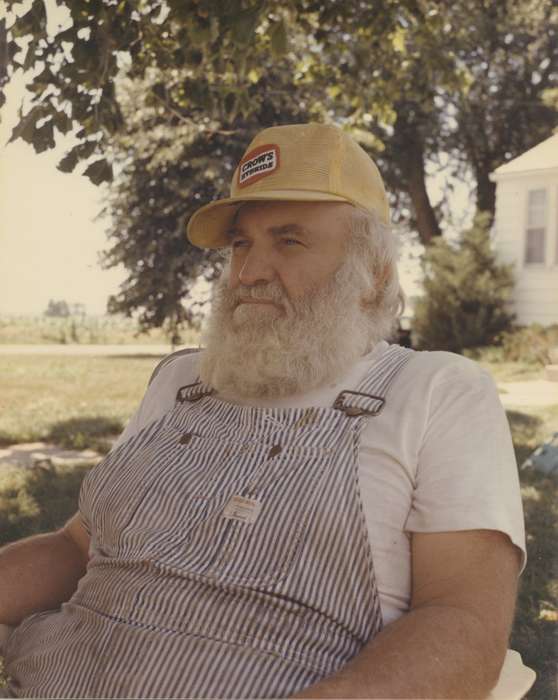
[[0, 462, 91, 546], [464, 324, 558, 372], [506, 405, 558, 700], [101, 60, 310, 334], [44, 299, 71, 318], [2, 0, 556, 332], [499, 325, 558, 367], [412, 214, 515, 352], [443, 0, 558, 216]]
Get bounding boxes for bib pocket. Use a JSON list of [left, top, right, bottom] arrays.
[[81, 424, 252, 557], [170, 443, 336, 587]]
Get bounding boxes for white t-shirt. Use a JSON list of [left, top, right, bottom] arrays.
[[113, 341, 526, 626]]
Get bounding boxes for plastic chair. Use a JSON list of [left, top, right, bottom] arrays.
[[488, 650, 536, 699], [0, 625, 536, 698]]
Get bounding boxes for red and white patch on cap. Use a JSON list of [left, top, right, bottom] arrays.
[[238, 144, 280, 188]]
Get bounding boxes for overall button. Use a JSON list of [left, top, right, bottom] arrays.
[[179, 432, 193, 445], [345, 406, 365, 417], [268, 444, 282, 458]]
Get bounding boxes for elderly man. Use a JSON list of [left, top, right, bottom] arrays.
[[0, 123, 525, 699]]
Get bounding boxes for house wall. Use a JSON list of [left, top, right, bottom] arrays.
[[492, 169, 558, 326]]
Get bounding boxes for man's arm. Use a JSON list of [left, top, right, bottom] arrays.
[[293, 529, 521, 699], [0, 513, 90, 626]]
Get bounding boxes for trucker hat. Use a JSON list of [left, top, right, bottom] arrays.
[[186, 122, 390, 249]]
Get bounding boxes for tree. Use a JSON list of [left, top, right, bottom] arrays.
[[440, 0, 557, 220], [412, 215, 515, 352], [44, 299, 71, 317], [3, 0, 555, 334], [99, 29, 313, 335]]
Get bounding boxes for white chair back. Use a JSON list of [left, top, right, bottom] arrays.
[[488, 650, 536, 699]]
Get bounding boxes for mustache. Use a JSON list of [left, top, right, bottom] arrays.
[[218, 282, 287, 306]]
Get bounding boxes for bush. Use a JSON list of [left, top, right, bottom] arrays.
[[412, 214, 515, 352], [499, 324, 558, 366]]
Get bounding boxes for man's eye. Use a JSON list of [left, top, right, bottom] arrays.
[[282, 238, 301, 246], [231, 239, 248, 249]]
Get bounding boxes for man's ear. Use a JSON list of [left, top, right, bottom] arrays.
[[360, 263, 389, 310]]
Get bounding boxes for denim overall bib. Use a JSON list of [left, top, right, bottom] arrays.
[[5, 345, 414, 699]]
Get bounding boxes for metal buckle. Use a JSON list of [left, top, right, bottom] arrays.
[[333, 390, 385, 417], [176, 382, 214, 403]]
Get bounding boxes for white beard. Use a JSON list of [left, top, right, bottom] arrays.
[[199, 254, 381, 399]]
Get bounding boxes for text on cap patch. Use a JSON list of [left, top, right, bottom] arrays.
[[238, 144, 280, 188]]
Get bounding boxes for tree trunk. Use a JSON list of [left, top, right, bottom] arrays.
[[392, 107, 442, 246], [475, 167, 496, 224], [406, 155, 442, 245]]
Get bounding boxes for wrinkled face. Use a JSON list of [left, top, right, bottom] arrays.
[[226, 200, 352, 306], [199, 200, 380, 399]]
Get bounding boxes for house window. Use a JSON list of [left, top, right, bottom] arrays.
[[525, 189, 546, 264]]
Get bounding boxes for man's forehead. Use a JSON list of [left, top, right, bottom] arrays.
[[226, 221, 312, 239], [229, 200, 353, 233]]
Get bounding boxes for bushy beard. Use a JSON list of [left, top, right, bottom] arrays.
[[199, 254, 381, 399]]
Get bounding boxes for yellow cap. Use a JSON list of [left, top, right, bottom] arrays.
[[186, 122, 390, 248]]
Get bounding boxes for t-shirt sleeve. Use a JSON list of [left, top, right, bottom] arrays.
[[404, 359, 526, 569]]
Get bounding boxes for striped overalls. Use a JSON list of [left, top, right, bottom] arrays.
[[5, 345, 413, 698]]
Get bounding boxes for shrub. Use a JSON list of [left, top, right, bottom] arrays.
[[412, 214, 515, 352], [499, 324, 558, 366]]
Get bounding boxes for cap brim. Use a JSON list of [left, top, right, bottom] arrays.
[[186, 190, 352, 249]]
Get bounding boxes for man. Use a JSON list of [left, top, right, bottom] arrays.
[[0, 123, 525, 698]]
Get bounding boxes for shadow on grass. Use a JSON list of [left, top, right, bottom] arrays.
[[506, 410, 544, 465], [0, 462, 91, 547], [47, 416, 123, 453], [512, 468, 558, 700], [505, 409, 557, 698], [0, 416, 123, 452]]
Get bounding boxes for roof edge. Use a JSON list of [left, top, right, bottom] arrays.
[[490, 165, 558, 182]]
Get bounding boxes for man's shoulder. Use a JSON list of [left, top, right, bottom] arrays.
[[148, 347, 203, 388], [383, 345, 495, 397]]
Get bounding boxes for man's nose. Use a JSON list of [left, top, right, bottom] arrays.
[[236, 247, 276, 287]]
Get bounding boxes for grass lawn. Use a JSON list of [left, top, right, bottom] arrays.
[[0, 353, 556, 697], [0, 354, 163, 452]]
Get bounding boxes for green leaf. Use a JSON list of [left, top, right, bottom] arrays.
[[53, 111, 73, 135], [230, 6, 262, 44], [22, 41, 38, 71], [83, 158, 113, 185], [57, 140, 98, 173], [11, 1, 47, 40], [34, 119, 55, 153], [77, 140, 98, 159], [57, 147, 79, 173], [8, 104, 49, 145], [270, 18, 288, 57]]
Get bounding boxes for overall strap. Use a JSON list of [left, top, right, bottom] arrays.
[[333, 344, 415, 417], [176, 380, 214, 404]]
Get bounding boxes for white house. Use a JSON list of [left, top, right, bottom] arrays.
[[490, 133, 558, 326]]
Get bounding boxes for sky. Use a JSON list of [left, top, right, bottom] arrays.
[[0, 1, 472, 317], [0, 71, 128, 316]]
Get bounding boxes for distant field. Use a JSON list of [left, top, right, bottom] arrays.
[[0, 314, 200, 346]]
